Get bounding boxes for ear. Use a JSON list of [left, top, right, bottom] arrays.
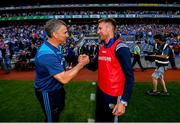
[[106, 23, 113, 31], [52, 32, 58, 39]]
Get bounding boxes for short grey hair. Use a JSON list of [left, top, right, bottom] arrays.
[[44, 19, 67, 38]]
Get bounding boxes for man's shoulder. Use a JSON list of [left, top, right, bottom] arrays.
[[163, 44, 170, 51], [37, 44, 56, 56], [116, 42, 129, 51]]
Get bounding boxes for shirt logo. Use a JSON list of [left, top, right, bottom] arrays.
[[57, 51, 62, 55], [102, 50, 107, 53], [98, 56, 111, 62]]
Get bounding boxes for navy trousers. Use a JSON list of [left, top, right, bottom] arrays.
[[35, 88, 65, 122], [95, 87, 119, 122]]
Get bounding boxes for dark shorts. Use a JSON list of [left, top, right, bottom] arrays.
[[35, 88, 65, 122]]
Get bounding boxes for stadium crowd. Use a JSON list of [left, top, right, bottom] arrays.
[[0, 10, 179, 18], [0, 23, 180, 73]]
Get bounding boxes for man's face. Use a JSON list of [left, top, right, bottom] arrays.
[[155, 39, 160, 45], [54, 25, 69, 44], [97, 22, 109, 41]]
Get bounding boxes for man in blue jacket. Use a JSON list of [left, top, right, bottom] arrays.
[[34, 19, 89, 122]]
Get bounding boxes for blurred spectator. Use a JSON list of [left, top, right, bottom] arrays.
[[1, 44, 12, 74], [132, 42, 145, 71], [28, 43, 37, 69], [169, 45, 177, 69], [173, 43, 180, 55], [0, 49, 4, 70], [15, 50, 30, 71]]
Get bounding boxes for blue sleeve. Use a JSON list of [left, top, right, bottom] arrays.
[[39, 54, 64, 76], [115, 47, 134, 102], [163, 47, 170, 56]]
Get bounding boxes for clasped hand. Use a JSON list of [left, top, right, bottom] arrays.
[[78, 54, 90, 66]]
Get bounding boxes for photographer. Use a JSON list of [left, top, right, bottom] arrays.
[[147, 34, 170, 96]]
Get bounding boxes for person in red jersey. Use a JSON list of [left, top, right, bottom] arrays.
[[87, 18, 134, 122]]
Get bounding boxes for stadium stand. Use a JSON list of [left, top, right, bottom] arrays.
[[0, 0, 180, 71]]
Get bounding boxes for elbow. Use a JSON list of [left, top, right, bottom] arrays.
[[55, 76, 70, 84], [59, 78, 69, 84], [54, 73, 70, 84]]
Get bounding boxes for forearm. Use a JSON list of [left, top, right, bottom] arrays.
[[156, 54, 169, 59], [54, 63, 84, 84], [116, 47, 134, 103], [150, 54, 169, 59], [121, 78, 134, 102], [121, 66, 134, 102]]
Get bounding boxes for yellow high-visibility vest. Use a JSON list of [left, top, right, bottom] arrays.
[[134, 45, 140, 55]]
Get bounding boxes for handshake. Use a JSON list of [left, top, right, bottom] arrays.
[[78, 54, 90, 67]]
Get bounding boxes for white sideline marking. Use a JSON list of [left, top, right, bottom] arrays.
[[88, 118, 95, 123], [90, 93, 95, 101]]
